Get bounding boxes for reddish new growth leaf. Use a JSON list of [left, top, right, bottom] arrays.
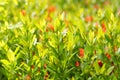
[[105, 53, 111, 60], [111, 62, 114, 66], [101, 21, 106, 33], [94, 4, 99, 10], [47, 6, 56, 14], [104, 46, 108, 52], [118, 9, 120, 16], [85, 0, 89, 5], [98, 60, 103, 67], [114, 45, 117, 52], [75, 61, 80, 67], [94, 50, 96, 55], [16, 73, 21, 77], [44, 71, 49, 80], [38, 67, 40, 73], [95, 22, 99, 28], [21, 10, 26, 16], [64, 20, 69, 27], [46, 16, 52, 22], [85, 16, 93, 22], [31, 65, 34, 69], [79, 48, 84, 58], [46, 24, 54, 32], [32, 52, 35, 56], [103, 0, 110, 5], [25, 75, 31, 80], [44, 64, 47, 69]]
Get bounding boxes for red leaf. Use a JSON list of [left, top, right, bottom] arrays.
[[25, 75, 31, 80], [85, 16, 93, 22], [94, 4, 99, 10], [98, 60, 103, 67], [21, 10, 26, 16], [44, 71, 49, 80], [105, 53, 111, 60], [75, 61, 80, 67], [47, 6, 56, 14], [114, 45, 117, 52], [101, 21, 106, 33], [46, 24, 54, 32], [44, 64, 47, 69], [37, 67, 40, 73], [31, 65, 34, 69], [79, 48, 84, 58], [46, 16, 52, 22]]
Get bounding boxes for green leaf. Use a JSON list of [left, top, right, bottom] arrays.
[[67, 31, 74, 50], [68, 51, 78, 61], [105, 7, 112, 21], [97, 28, 104, 42], [93, 60, 100, 75], [100, 64, 106, 74], [47, 42, 58, 56], [14, 46, 20, 55], [0, 7, 4, 12], [0, 1, 7, 6], [88, 30, 94, 44], [65, 67, 75, 74], [7, 49, 15, 62], [106, 66, 114, 75], [0, 59, 10, 65], [113, 76, 117, 80], [110, 13, 115, 22], [29, 35, 36, 49], [47, 66, 57, 74], [16, 52, 21, 60]]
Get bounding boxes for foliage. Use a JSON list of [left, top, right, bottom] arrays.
[[0, 0, 120, 80]]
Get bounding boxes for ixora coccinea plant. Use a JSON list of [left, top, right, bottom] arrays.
[[0, 0, 120, 80]]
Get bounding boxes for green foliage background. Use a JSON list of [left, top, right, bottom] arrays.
[[0, 0, 120, 80]]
